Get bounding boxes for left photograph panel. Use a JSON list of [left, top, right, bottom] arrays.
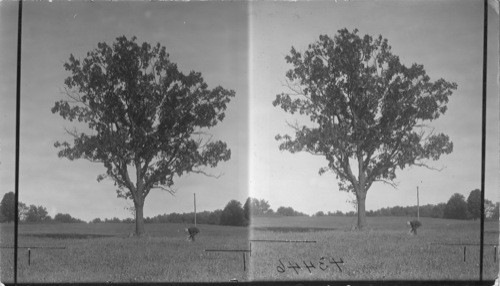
[[0, 1, 250, 283]]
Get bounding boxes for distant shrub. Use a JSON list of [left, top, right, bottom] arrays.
[[276, 206, 308, 216], [315, 211, 325, 217], [54, 213, 84, 223], [105, 217, 121, 223]]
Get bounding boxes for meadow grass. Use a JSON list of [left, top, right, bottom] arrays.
[[1, 222, 250, 283], [0, 216, 498, 282], [249, 216, 499, 281]]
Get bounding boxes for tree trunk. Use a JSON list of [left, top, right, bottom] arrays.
[[135, 202, 145, 236], [356, 193, 367, 230]]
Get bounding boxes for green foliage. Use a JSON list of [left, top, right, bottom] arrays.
[[249, 198, 272, 215], [243, 197, 250, 221], [0, 193, 43, 223], [54, 213, 84, 223], [444, 193, 467, 219], [272, 28, 456, 228], [220, 200, 246, 226], [25, 205, 51, 223], [144, 210, 221, 225], [276, 206, 307, 216], [315, 211, 325, 217], [491, 202, 499, 220], [430, 203, 446, 218], [18, 202, 29, 221], [51, 36, 235, 235], [104, 217, 122, 223], [207, 209, 222, 225], [466, 189, 481, 219], [0, 192, 15, 222]]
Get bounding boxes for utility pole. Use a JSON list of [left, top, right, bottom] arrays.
[[194, 193, 197, 227], [417, 186, 420, 221]]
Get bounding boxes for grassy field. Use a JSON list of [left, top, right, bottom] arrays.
[[0, 216, 498, 282], [249, 216, 499, 281], [0, 222, 250, 283]]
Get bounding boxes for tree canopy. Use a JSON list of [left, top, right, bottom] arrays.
[[273, 28, 456, 229], [52, 36, 235, 235]]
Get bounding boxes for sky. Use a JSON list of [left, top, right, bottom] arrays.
[[0, 1, 249, 221], [249, 0, 499, 215], [0, 0, 498, 221]]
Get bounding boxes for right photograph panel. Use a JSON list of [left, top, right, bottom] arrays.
[[248, 0, 499, 281]]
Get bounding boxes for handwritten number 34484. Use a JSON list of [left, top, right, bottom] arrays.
[[276, 257, 344, 274]]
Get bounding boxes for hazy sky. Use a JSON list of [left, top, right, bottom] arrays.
[[0, 1, 249, 221], [0, 1, 498, 221]]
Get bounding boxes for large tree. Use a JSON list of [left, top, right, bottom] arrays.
[[52, 36, 234, 236], [273, 29, 456, 229]]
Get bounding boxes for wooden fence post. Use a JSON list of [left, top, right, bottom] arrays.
[[494, 246, 497, 262], [243, 252, 246, 271]]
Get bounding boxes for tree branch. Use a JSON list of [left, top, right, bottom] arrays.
[[412, 162, 445, 172], [374, 178, 398, 189], [151, 185, 176, 195], [192, 169, 223, 179]]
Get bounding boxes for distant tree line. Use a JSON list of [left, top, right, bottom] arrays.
[[0, 192, 85, 223], [2, 189, 497, 225], [90, 198, 308, 226], [88, 199, 250, 226], [313, 189, 499, 221]]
